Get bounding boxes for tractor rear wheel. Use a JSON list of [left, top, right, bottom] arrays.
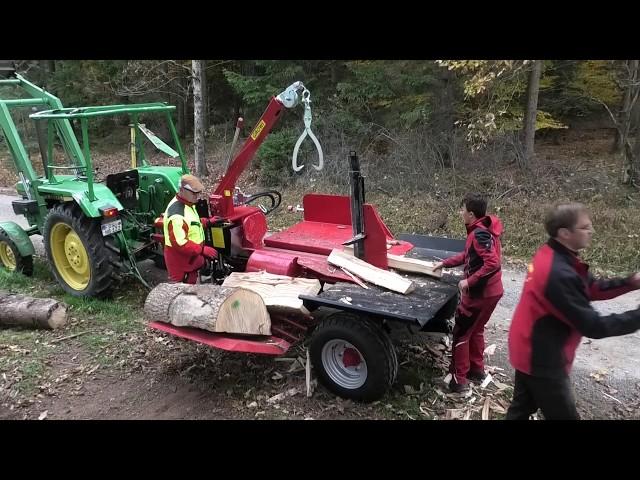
[[43, 203, 117, 298], [310, 312, 398, 402], [0, 230, 33, 276]]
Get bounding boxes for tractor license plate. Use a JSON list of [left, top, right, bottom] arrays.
[[101, 219, 122, 236]]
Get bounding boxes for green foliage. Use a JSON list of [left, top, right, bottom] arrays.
[[336, 60, 440, 128], [256, 128, 297, 186], [570, 60, 622, 106]]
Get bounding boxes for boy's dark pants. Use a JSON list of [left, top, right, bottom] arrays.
[[450, 294, 502, 385]]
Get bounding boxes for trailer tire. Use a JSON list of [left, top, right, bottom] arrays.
[[310, 312, 397, 402], [43, 203, 116, 298], [0, 230, 33, 276]]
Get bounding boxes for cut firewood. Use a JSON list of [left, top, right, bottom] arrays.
[[328, 249, 414, 294], [144, 283, 271, 335], [386, 253, 442, 278], [343, 245, 442, 278], [482, 398, 491, 420], [222, 271, 321, 315], [306, 348, 312, 397], [340, 267, 369, 289], [0, 291, 67, 329]]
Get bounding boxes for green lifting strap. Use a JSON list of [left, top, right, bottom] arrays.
[[137, 123, 179, 158]]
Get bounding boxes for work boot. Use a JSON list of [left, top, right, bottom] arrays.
[[467, 370, 487, 383], [448, 379, 470, 394]]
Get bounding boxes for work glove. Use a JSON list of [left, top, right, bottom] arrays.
[[202, 245, 218, 260]]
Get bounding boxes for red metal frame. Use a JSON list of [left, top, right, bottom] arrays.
[[149, 321, 291, 356], [209, 96, 285, 218]]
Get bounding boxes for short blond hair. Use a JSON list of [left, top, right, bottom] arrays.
[[544, 203, 589, 237]]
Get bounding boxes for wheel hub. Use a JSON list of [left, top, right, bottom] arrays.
[[0, 241, 16, 271], [64, 232, 89, 274], [50, 223, 90, 290], [321, 339, 368, 389], [342, 347, 362, 368]]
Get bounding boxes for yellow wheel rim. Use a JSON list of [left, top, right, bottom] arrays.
[[0, 241, 17, 271], [50, 223, 91, 291]]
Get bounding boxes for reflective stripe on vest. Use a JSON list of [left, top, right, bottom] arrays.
[[163, 196, 205, 247]]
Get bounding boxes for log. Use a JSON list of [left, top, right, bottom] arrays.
[[144, 283, 271, 335], [0, 291, 67, 329], [343, 245, 442, 279], [386, 253, 442, 279], [327, 249, 415, 294], [222, 272, 321, 315]]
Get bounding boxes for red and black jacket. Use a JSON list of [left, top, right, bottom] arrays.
[[442, 215, 504, 298], [509, 238, 640, 378]]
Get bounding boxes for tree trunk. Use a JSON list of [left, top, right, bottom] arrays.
[[221, 272, 321, 315], [522, 60, 543, 165], [614, 60, 638, 153], [144, 283, 271, 335], [192, 60, 207, 176], [202, 61, 209, 133], [0, 291, 67, 329], [172, 62, 186, 138]]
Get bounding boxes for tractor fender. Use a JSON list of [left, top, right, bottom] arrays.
[[70, 184, 124, 218], [0, 221, 35, 257]]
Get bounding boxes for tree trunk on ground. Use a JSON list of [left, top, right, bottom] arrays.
[[522, 60, 543, 165], [0, 291, 67, 329], [192, 60, 207, 176], [144, 283, 271, 335]]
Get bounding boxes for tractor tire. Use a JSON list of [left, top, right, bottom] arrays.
[[0, 230, 33, 276], [43, 203, 117, 298], [310, 312, 398, 402]]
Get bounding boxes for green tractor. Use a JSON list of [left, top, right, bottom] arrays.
[[0, 61, 187, 297]]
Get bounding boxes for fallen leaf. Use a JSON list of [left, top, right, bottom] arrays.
[[38, 410, 48, 420]]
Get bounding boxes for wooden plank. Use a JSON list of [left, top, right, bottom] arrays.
[[343, 245, 442, 279], [222, 271, 321, 315], [327, 249, 414, 294], [387, 253, 442, 278]]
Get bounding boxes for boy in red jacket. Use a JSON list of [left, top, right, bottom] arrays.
[[434, 193, 504, 393]]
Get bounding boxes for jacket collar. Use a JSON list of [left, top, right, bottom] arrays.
[[176, 193, 196, 207]]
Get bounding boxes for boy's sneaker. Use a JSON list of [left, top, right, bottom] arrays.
[[467, 370, 487, 383], [448, 379, 470, 394]]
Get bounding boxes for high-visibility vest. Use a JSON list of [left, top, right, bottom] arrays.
[[163, 196, 205, 248]]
